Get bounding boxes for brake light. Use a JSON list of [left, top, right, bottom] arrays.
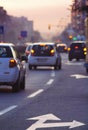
[[50, 49, 55, 56], [9, 59, 17, 68], [75, 46, 78, 49], [31, 49, 35, 56], [64, 47, 67, 50]]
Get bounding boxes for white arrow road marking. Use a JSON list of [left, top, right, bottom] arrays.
[[26, 113, 85, 130], [0, 105, 17, 116], [71, 74, 88, 79]]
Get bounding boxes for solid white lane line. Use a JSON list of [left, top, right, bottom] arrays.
[[0, 105, 17, 116], [27, 89, 44, 98], [46, 79, 54, 85]]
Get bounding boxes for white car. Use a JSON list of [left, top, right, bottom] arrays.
[[28, 42, 62, 70], [0, 43, 26, 92]]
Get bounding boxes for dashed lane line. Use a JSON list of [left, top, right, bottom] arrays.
[[27, 89, 44, 98], [0, 105, 17, 116], [46, 79, 54, 85]]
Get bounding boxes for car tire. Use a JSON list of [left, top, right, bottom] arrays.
[[68, 57, 72, 61], [20, 76, 25, 90], [76, 58, 79, 61], [12, 78, 20, 92], [54, 65, 57, 70], [59, 63, 62, 70], [29, 65, 32, 70], [34, 66, 37, 69], [86, 68, 88, 73]]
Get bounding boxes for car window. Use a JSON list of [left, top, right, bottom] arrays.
[[32, 45, 54, 56], [12, 46, 20, 59], [70, 43, 86, 49], [0, 46, 13, 58]]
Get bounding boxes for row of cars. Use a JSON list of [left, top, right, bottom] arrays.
[[26, 41, 87, 62], [0, 42, 62, 92], [0, 41, 86, 92]]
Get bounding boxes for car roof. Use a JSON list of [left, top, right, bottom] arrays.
[[32, 42, 55, 46], [71, 41, 86, 44], [57, 43, 67, 46], [0, 43, 14, 46]]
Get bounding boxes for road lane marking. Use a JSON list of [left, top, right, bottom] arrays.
[[71, 74, 88, 79], [65, 62, 84, 66], [51, 71, 55, 77], [27, 113, 85, 130], [0, 105, 17, 116], [46, 79, 54, 85], [27, 89, 44, 98]]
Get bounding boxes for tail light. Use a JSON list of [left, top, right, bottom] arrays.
[[75, 46, 78, 49], [9, 59, 17, 68], [50, 49, 55, 56], [31, 49, 35, 56], [64, 47, 67, 50]]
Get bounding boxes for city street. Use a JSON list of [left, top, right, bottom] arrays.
[[0, 53, 88, 130]]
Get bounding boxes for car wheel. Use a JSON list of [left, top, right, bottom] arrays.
[[86, 68, 88, 73], [76, 58, 79, 61], [58, 63, 62, 70], [20, 76, 25, 90], [12, 78, 20, 92], [29, 65, 32, 70], [54, 65, 57, 70], [68, 57, 72, 61], [34, 66, 37, 69]]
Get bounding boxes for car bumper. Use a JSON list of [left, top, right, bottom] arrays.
[[28, 56, 57, 66]]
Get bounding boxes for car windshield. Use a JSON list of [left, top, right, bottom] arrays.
[[0, 46, 13, 58]]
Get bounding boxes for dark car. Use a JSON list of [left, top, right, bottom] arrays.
[[68, 41, 87, 61]]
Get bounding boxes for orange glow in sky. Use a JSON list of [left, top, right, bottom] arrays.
[[0, 0, 72, 33]]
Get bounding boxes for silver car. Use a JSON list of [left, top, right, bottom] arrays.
[[0, 43, 26, 92], [28, 42, 62, 70]]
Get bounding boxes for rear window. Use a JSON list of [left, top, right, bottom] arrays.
[[32, 45, 54, 56], [70, 43, 86, 49], [0, 46, 13, 58]]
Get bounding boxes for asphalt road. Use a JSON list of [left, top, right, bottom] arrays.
[[0, 53, 88, 130]]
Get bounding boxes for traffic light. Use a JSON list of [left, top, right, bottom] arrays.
[[68, 35, 73, 40]]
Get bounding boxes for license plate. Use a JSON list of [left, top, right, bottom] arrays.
[[37, 58, 47, 62]]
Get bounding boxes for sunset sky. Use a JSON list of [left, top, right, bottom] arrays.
[[0, 0, 72, 33]]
